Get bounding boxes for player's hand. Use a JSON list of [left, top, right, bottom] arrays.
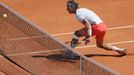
[[82, 36, 90, 45]]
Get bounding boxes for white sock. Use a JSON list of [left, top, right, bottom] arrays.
[[112, 46, 124, 51], [73, 34, 79, 39]]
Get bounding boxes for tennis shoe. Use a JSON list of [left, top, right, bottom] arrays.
[[63, 50, 78, 59], [115, 49, 127, 55]]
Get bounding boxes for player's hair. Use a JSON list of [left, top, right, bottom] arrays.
[[67, 0, 78, 8]]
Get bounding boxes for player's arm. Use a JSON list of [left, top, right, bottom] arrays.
[[81, 18, 92, 44], [82, 18, 92, 37]]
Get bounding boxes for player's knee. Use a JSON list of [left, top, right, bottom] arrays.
[[97, 44, 113, 50], [72, 32, 79, 40], [74, 31, 81, 37]]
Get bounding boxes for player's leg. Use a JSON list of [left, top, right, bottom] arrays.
[[70, 28, 87, 48], [66, 28, 87, 59], [95, 31, 126, 55], [95, 30, 106, 48], [95, 31, 122, 51], [94, 23, 126, 55], [95, 32, 113, 50], [92, 22, 107, 48]]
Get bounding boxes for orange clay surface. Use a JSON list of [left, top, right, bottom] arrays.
[[0, 0, 134, 75]]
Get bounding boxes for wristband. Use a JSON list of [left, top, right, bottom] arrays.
[[87, 30, 92, 36]]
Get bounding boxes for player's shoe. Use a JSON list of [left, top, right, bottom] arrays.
[[63, 50, 78, 59], [115, 49, 127, 55]]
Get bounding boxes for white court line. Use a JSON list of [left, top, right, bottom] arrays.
[[7, 35, 45, 41], [0, 49, 65, 58], [6, 24, 134, 41], [7, 49, 65, 57], [52, 25, 134, 36], [0, 40, 133, 58], [76, 40, 134, 49]]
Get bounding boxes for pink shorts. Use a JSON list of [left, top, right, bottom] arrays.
[[84, 22, 107, 45]]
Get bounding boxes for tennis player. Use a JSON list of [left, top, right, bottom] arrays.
[[65, 0, 126, 59]]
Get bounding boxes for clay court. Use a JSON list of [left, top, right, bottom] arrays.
[[0, 0, 134, 75]]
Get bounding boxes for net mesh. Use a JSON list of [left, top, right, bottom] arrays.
[[82, 59, 115, 75], [0, 2, 119, 75]]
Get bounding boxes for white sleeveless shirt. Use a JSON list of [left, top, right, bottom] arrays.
[[76, 8, 103, 25]]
